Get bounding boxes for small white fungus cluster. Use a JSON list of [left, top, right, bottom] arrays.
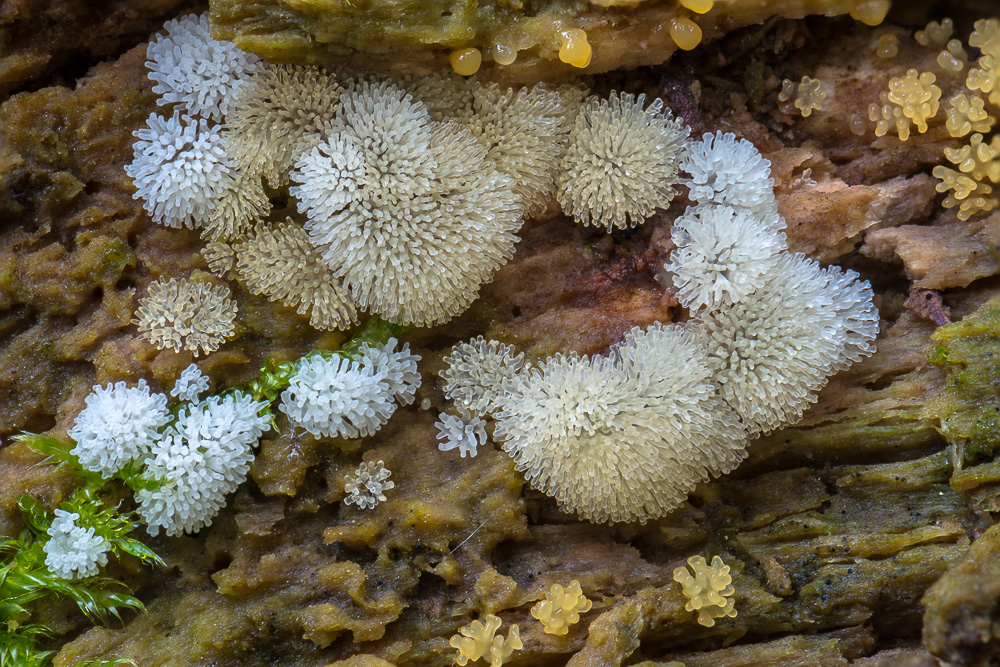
[[68, 379, 170, 478], [125, 113, 231, 228], [43, 509, 109, 580], [137, 391, 269, 536], [133, 277, 238, 356], [344, 460, 395, 509], [146, 13, 261, 121], [435, 413, 488, 458], [279, 339, 421, 439], [440, 337, 527, 418], [170, 363, 211, 402], [290, 79, 523, 326], [558, 92, 688, 230], [68, 368, 270, 536], [681, 131, 780, 219]]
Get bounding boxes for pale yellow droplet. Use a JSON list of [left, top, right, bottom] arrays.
[[849, 116, 868, 136], [449, 47, 482, 76], [493, 41, 517, 65], [679, 0, 713, 14], [849, 0, 890, 27], [559, 29, 592, 68], [876, 34, 898, 58], [670, 17, 702, 51]]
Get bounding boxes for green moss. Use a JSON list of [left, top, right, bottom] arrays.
[[925, 295, 1000, 458]]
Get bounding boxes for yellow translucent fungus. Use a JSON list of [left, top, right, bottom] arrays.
[[450, 47, 482, 76], [530, 580, 593, 635], [492, 41, 517, 65], [937, 39, 968, 74], [915, 18, 953, 49], [778, 79, 796, 102], [945, 94, 994, 138], [673, 555, 738, 628], [670, 17, 702, 51], [778, 76, 826, 117], [969, 17, 1000, 58], [849, 0, 890, 27], [450, 615, 522, 667], [933, 132, 1000, 221], [868, 69, 941, 141], [679, 0, 713, 14], [968, 55, 1000, 107], [876, 34, 898, 59], [849, 115, 868, 135], [558, 29, 592, 68]]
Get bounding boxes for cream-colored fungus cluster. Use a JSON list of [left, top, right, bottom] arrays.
[[673, 555, 738, 627], [530, 580, 593, 635], [450, 615, 522, 667]]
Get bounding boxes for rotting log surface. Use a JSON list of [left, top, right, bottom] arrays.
[[2, 3, 1000, 666]]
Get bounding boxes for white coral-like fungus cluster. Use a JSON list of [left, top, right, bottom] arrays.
[[494, 325, 745, 523], [68, 373, 270, 537], [435, 413, 488, 458], [440, 337, 527, 418], [235, 220, 359, 331], [137, 391, 269, 536], [291, 80, 523, 326], [279, 339, 421, 439], [170, 363, 210, 402], [68, 379, 170, 478], [344, 460, 395, 509], [681, 131, 780, 219], [665, 132, 878, 436], [557, 92, 688, 230], [43, 510, 110, 580], [440, 130, 877, 523], [133, 277, 238, 356], [665, 204, 786, 310], [125, 112, 232, 228], [146, 13, 260, 121]]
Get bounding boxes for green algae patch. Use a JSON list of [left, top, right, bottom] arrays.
[[924, 295, 1000, 459]]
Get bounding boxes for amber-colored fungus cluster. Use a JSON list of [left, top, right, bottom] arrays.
[[450, 615, 522, 667], [779, 75, 827, 117], [904, 18, 1000, 221], [673, 555, 738, 628], [529, 580, 593, 635], [876, 34, 898, 59], [868, 68, 941, 141]]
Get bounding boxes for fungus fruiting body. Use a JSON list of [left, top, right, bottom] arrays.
[[681, 131, 779, 219], [494, 324, 746, 524], [436, 413, 488, 458], [530, 580, 593, 635], [137, 392, 270, 536], [235, 220, 359, 331], [224, 62, 342, 185], [557, 92, 688, 230], [665, 204, 787, 310], [441, 337, 527, 418], [43, 510, 109, 580], [869, 69, 941, 141], [290, 80, 523, 326], [450, 615, 522, 667], [344, 460, 395, 509], [68, 380, 171, 478], [125, 113, 232, 228], [673, 555, 737, 627], [134, 278, 238, 356], [145, 12, 260, 121], [170, 364, 210, 402]]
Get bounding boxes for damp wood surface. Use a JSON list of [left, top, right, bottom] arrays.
[[2, 1, 1000, 666]]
